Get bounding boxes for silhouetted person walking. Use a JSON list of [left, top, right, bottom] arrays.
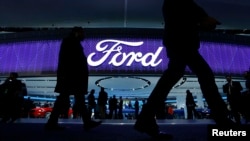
[[97, 87, 108, 119], [87, 89, 96, 119], [45, 27, 101, 130], [134, 98, 139, 119], [242, 71, 250, 123], [185, 90, 198, 119], [223, 75, 243, 124], [108, 95, 118, 119], [134, 0, 234, 139], [23, 97, 35, 118], [0, 72, 23, 123], [118, 96, 123, 119]]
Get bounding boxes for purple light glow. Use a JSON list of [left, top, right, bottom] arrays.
[[0, 38, 250, 76]]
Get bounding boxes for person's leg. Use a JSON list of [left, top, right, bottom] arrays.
[[74, 93, 101, 130], [118, 109, 123, 119], [187, 107, 193, 119], [230, 102, 241, 124], [137, 57, 186, 120], [109, 109, 113, 119], [114, 109, 117, 119], [74, 93, 90, 122], [193, 107, 199, 119], [98, 106, 103, 119], [10, 100, 21, 123], [187, 52, 233, 125], [1, 101, 12, 123], [100, 106, 106, 119], [134, 57, 185, 137], [45, 93, 70, 129], [1, 98, 15, 123], [88, 105, 93, 119], [72, 103, 80, 119]]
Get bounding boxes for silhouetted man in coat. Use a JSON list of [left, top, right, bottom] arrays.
[[0, 72, 23, 123], [45, 27, 101, 130], [223, 75, 243, 124], [134, 0, 234, 139]]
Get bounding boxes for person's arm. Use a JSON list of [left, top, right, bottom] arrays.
[[236, 81, 243, 91], [223, 84, 228, 93], [190, 0, 208, 19], [190, 0, 221, 31]]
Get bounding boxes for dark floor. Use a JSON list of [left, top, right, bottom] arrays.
[[0, 118, 249, 141]]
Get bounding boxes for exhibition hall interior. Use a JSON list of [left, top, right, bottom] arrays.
[[0, 0, 250, 141]]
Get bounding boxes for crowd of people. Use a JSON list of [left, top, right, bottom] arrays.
[[1, 68, 250, 140], [1, 73, 249, 123]]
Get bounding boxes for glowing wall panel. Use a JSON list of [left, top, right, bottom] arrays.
[[0, 41, 61, 75], [0, 38, 250, 76]]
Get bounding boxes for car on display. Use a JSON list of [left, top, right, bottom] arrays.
[[197, 108, 211, 119], [173, 108, 211, 119], [29, 106, 73, 119], [29, 106, 52, 118]]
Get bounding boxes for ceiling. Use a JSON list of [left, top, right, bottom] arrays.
[[0, 76, 247, 102], [0, 0, 250, 31]]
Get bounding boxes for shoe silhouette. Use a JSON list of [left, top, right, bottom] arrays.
[[84, 120, 102, 131], [134, 121, 173, 140], [44, 124, 65, 131]]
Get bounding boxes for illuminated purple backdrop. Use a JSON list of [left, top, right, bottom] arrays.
[[0, 38, 250, 76]]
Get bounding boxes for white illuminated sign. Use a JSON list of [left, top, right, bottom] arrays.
[[87, 39, 164, 67]]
